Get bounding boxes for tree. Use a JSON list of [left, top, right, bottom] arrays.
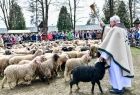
[[117, 1, 130, 28], [28, 0, 53, 33], [103, 0, 114, 23], [9, 1, 26, 30], [129, 0, 133, 27], [57, 6, 72, 32], [0, 0, 12, 30]]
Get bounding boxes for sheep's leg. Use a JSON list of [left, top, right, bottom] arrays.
[[54, 69, 58, 76], [64, 69, 67, 82], [69, 73, 72, 80], [91, 81, 95, 94], [1, 76, 7, 89], [16, 79, 19, 86], [45, 77, 50, 84], [70, 80, 75, 93], [96, 81, 103, 93], [76, 82, 80, 91], [8, 82, 13, 89], [60, 65, 63, 71]]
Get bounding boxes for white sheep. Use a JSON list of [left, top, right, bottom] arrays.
[[41, 54, 60, 78], [9, 49, 43, 64], [1, 56, 45, 89], [64, 54, 92, 81], [0, 55, 14, 76]]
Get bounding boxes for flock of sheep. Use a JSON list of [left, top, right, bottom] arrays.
[[0, 39, 105, 94]]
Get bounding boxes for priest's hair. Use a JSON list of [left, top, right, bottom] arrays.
[[110, 15, 120, 23]]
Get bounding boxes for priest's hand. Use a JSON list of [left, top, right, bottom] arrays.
[[99, 57, 104, 62], [99, 20, 105, 28]]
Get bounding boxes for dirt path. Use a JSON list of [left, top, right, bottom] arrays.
[[0, 48, 140, 95]]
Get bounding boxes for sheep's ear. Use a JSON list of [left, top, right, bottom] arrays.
[[35, 59, 41, 64], [105, 65, 110, 69]]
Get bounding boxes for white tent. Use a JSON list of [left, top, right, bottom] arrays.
[[8, 30, 31, 34]]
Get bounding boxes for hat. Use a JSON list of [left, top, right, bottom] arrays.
[[133, 18, 140, 24]]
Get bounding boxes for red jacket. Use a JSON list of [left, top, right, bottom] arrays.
[[41, 33, 47, 41], [47, 34, 53, 40]]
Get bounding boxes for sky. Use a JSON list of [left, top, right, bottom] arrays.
[[0, 0, 105, 28]]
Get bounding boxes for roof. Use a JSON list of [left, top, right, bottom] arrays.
[[47, 24, 101, 32], [0, 25, 102, 33], [8, 30, 31, 34]]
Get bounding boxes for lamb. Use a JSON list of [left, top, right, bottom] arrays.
[[64, 54, 91, 81], [70, 61, 108, 94], [1, 56, 45, 89], [9, 49, 43, 64]]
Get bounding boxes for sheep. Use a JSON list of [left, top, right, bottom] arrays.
[[3, 50, 12, 55], [64, 54, 91, 81], [57, 53, 69, 71], [0, 55, 14, 76], [13, 49, 36, 55], [41, 54, 60, 79], [64, 51, 78, 58], [1, 56, 45, 89], [52, 47, 62, 54], [70, 61, 108, 94], [9, 49, 43, 64], [89, 46, 98, 58], [76, 50, 90, 58], [80, 46, 90, 51], [17, 55, 50, 83], [61, 47, 73, 52]]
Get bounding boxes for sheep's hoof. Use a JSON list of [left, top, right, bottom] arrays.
[[75, 87, 80, 92], [1, 86, 4, 89], [10, 87, 14, 90], [69, 91, 72, 94]]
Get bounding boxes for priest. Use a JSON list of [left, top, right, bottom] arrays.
[[99, 15, 134, 94]]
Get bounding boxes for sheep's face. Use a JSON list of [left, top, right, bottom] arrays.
[[90, 46, 98, 58], [40, 55, 47, 62], [35, 49, 43, 56], [45, 69, 51, 79], [82, 54, 92, 64]]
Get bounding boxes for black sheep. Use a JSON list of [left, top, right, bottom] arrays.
[[70, 61, 109, 94], [4, 50, 12, 55], [62, 47, 73, 51], [80, 46, 90, 51], [62, 47, 68, 51]]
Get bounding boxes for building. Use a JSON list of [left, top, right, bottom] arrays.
[[0, 24, 102, 34]]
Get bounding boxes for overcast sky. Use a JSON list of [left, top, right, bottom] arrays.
[[0, 0, 105, 28]]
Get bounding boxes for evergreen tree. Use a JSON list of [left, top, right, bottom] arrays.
[[117, 1, 130, 28], [57, 6, 73, 32], [103, 0, 120, 23], [103, 0, 115, 24], [9, 1, 26, 30]]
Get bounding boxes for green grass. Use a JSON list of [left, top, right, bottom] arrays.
[[131, 47, 140, 56]]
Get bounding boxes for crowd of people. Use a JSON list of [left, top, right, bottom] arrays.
[[0, 30, 102, 48], [128, 28, 140, 47]]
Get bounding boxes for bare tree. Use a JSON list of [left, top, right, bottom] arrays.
[[129, 0, 133, 27], [0, 0, 11, 30], [29, 0, 52, 33]]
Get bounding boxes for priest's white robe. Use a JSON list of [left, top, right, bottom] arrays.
[[101, 52, 132, 90]]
